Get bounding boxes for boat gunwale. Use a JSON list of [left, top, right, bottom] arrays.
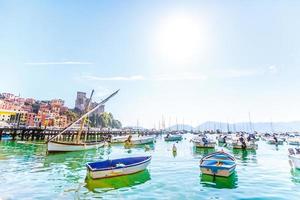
[[200, 151, 236, 165], [86, 156, 152, 172], [48, 140, 104, 146]]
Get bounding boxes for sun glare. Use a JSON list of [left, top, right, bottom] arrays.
[[155, 14, 205, 64]]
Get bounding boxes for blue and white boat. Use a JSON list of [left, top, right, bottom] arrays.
[[200, 151, 236, 177], [164, 134, 183, 142], [86, 156, 151, 179]]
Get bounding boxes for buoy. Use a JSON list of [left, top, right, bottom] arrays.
[[172, 144, 177, 152], [145, 145, 150, 151]]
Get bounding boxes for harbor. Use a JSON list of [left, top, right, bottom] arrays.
[[1, 133, 300, 199], [1, 0, 300, 199]]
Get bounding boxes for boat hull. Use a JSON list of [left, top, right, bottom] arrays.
[[164, 135, 183, 142], [231, 142, 258, 150], [289, 155, 300, 169], [111, 136, 128, 143], [200, 151, 236, 177], [193, 141, 216, 148], [47, 141, 104, 153], [87, 157, 151, 179], [131, 137, 155, 145], [200, 165, 236, 177]]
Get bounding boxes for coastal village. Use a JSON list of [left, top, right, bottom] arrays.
[[0, 91, 105, 129]]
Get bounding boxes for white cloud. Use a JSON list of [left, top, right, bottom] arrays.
[[83, 75, 145, 81], [154, 73, 207, 81], [214, 68, 262, 78], [213, 66, 279, 79], [25, 61, 93, 65], [82, 73, 207, 82], [80, 65, 277, 82]]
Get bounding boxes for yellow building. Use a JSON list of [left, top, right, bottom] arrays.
[[0, 109, 28, 124], [0, 109, 15, 122]]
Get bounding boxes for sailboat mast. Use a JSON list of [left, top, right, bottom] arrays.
[[76, 90, 94, 143]]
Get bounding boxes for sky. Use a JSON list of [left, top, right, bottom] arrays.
[[1, 0, 300, 128]]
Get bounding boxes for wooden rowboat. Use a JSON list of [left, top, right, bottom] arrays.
[[86, 156, 151, 179], [47, 140, 104, 152], [288, 148, 300, 169], [164, 134, 183, 142], [46, 90, 119, 153], [200, 151, 236, 177], [192, 136, 216, 148]]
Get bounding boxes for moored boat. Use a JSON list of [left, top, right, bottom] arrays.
[[288, 148, 300, 169], [164, 134, 183, 142], [86, 156, 152, 179], [131, 136, 155, 145], [266, 137, 284, 145], [124, 135, 155, 148], [192, 135, 216, 148], [47, 90, 119, 153], [200, 151, 236, 177], [230, 136, 258, 150], [47, 140, 104, 152], [111, 135, 129, 143]]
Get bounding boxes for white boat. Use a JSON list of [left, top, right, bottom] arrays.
[[131, 136, 155, 145], [48, 141, 104, 152], [47, 90, 119, 153], [288, 148, 300, 169], [111, 135, 129, 143], [266, 137, 284, 145], [86, 156, 151, 179], [192, 136, 216, 148], [230, 140, 258, 150], [164, 134, 183, 142], [200, 151, 236, 177], [287, 137, 300, 146]]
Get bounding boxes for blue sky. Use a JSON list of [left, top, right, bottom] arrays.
[[1, 0, 300, 128]]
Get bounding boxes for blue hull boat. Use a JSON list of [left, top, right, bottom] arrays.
[[164, 134, 183, 142], [200, 151, 236, 177], [87, 156, 151, 179]]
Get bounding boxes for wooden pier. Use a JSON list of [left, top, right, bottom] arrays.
[[0, 127, 162, 142]]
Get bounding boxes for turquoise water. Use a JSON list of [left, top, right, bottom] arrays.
[[1, 134, 300, 200]]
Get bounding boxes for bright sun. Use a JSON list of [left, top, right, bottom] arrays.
[[155, 13, 205, 64]]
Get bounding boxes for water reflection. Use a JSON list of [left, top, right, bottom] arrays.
[[290, 169, 300, 184], [192, 147, 215, 158], [232, 149, 257, 163], [85, 169, 151, 192], [172, 151, 177, 158], [200, 173, 238, 189], [43, 148, 105, 169]]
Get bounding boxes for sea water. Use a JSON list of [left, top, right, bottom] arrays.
[[0, 134, 300, 200]]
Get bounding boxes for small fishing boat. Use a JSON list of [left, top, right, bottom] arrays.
[[86, 156, 151, 179], [288, 148, 300, 169], [111, 135, 129, 143], [125, 136, 155, 146], [192, 135, 216, 148], [230, 137, 258, 150], [1, 133, 12, 140], [164, 134, 183, 142], [231, 141, 257, 150], [200, 151, 236, 177], [48, 140, 104, 152], [266, 137, 284, 145], [287, 137, 300, 146], [47, 90, 119, 153]]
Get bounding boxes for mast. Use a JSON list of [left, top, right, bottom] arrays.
[[248, 112, 253, 133], [47, 89, 119, 142], [76, 90, 94, 143]]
